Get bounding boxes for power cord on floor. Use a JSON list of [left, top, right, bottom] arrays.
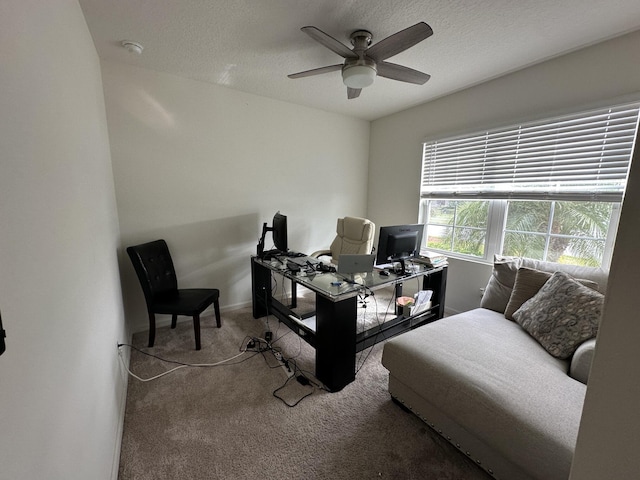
[[244, 330, 326, 407], [117, 343, 254, 382]]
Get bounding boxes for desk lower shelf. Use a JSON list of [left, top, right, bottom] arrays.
[[355, 307, 441, 352], [262, 292, 442, 356]]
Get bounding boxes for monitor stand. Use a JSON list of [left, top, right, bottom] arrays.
[[395, 259, 408, 275], [257, 222, 273, 259]]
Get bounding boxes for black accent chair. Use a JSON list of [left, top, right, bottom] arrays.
[[126, 239, 221, 350]]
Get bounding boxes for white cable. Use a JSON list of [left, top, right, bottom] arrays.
[[118, 347, 249, 382]]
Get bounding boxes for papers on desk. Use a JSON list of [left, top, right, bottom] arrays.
[[411, 290, 433, 316], [396, 290, 433, 316], [414, 250, 448, 268]]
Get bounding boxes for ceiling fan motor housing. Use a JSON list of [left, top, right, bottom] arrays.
[[350, 30, 373, 47]]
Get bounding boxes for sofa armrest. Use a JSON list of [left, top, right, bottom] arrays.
[[570, 338, 596, 384]]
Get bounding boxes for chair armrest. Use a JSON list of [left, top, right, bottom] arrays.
[[570, 338, 597, 384], [310, 249, 331, 258]]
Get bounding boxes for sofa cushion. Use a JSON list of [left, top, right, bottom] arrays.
[[513, 271, 604, 359], [481, 255, 609, 314], [504, 267, 599, 321], [382, 308, 585, 480], [480, 255, 520, 313], [520, 257, 608, 294]]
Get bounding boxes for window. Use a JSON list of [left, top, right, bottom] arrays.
[[423, 199, 489, 256], [419, 102, 639, 267]]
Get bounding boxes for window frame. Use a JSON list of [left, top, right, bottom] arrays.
[[419, 198, 622, 267]]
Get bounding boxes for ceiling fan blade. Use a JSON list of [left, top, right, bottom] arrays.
[[366, 22, 433, 61], [347, 87, 361, 99], [288, 64, 343, 79], [376, 61, 431, 85], [301, 26, 358, 59]]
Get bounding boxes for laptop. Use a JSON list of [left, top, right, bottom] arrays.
[[337, 254, 376, 275]]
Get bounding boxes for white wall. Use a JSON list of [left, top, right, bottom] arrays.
[[100, 61, 370, 332], [368, 29, 640, 314], [367, 28, 640, 479], [0, 2, 127, 480]]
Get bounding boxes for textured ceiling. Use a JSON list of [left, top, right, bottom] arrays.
[[79, 0, 640, 121]]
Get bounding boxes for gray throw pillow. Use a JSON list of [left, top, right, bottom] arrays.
[[504, 267, 599, 321], [480, 255, 521, 313], [512, 271, 604, 359]]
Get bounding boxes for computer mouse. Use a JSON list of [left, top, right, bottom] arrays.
[[380, 270, 389, 276]]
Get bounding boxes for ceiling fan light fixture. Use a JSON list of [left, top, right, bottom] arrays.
[[342, 64, 376, 89]]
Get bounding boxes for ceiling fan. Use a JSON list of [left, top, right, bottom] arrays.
[[288, 22, 433, 99]]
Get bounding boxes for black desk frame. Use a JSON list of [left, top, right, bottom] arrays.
[[251, 257, 447, 391]]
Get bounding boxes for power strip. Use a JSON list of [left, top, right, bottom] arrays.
[[272, 350, 294, 378]]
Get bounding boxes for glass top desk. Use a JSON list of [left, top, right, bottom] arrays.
[[251, 255, 447, 391]]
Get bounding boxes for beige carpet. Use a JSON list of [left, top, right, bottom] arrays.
[[118, 298, 492, 480]]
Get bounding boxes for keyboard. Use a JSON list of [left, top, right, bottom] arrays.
[[283, 250, 306, 258], [288, 256, 321, 267]]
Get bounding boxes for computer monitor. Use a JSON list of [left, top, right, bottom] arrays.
[[375, 224, 425, 274], [257, 211, 288, 257], [271, 212, 287, 253]]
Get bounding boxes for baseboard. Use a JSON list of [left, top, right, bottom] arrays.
[[444, 306, 462, 317], [111, 331, 132, 480]]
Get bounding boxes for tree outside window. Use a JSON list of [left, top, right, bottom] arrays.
[[422, 199, 615, 267]]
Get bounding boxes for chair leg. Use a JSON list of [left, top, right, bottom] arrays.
[[193, 314, 201, 350], [171, 314, 178, 329], [147, 311, 156, 348], [214, 299, 222, 328]]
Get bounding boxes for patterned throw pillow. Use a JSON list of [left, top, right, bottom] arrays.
[[512, 271, 604, 359]]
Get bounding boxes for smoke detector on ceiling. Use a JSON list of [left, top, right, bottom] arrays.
[[121, 40, 143, 55]]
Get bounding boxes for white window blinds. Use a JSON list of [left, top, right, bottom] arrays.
[[421, 102, 640, 202]]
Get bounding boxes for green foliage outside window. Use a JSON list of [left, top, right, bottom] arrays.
[[503, 201, 611, 266], [425, 200, 613, 267], [426, 200, 488, 257]]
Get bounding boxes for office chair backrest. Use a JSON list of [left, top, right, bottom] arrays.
[[127, 239, 178, 304], [330, 216, 375, 261]]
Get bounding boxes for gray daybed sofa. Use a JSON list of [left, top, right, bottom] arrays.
[[381, 256, 608, 480]]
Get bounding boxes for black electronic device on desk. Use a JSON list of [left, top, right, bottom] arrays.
[[375, 224, 425, 275], [286, 260, 301, 273], [316, 262, 336, 273], [257, 211, 288, 259]]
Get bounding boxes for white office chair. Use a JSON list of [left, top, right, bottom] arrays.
[[311, 216, 376, 265]]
